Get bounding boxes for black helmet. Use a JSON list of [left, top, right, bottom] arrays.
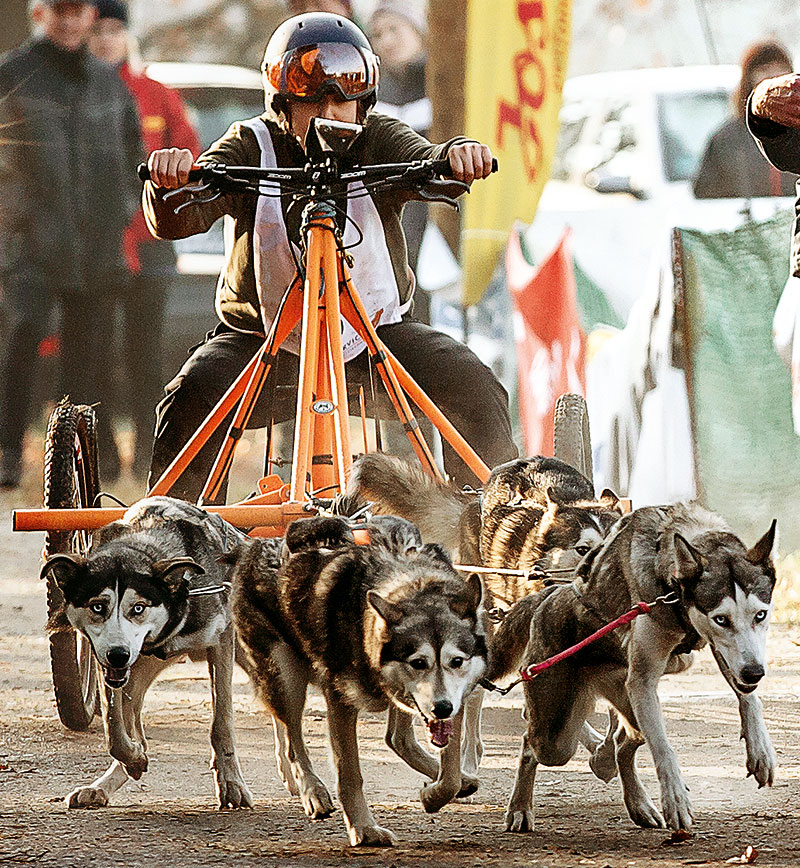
[[262, 13, 380, 118]]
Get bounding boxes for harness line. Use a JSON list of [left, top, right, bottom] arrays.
[[479, 592, 679, 695]]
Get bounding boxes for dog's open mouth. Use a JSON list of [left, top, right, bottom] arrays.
[[427, 718, 453, 748], [102, 666, 131, 689], [734, 680, 759, 695]]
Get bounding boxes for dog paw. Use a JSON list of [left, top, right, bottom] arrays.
[[625, 792, 665, 829], [660, 778, 693, 831], [299, 780, 335, 819], [216, 776, 254, 809], [588, 743, 618, 783], [420, 781, 459, 813], [457, 774, 479, 799], [347, 824, 396, 847], [504, 809, 534, 833], [746, 738, 777, 788], [67, 786, 110, 809]]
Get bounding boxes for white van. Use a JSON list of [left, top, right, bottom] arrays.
[[527, 65, 792, 317]]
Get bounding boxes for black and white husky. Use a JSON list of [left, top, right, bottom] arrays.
[[230, 514, 487, 846], [488, 502, 778, 833], [41, 497, 253, 810]]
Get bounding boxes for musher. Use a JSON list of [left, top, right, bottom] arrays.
[[143, 11, 517, 502]]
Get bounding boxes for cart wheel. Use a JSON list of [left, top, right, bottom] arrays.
[[43, 401, 101, 731], [553, 393, 593, 483]]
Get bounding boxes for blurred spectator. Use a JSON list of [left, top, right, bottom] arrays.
[[369, 0, 430, 316], [693, 40, 797, 199], [89, 0, 201, 479], [287, 0, 352, 17], [0, 0, 141, 488]]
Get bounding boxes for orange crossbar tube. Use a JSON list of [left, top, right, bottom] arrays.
[[381, 347, 490, 484], [13, 503, 311, 533]]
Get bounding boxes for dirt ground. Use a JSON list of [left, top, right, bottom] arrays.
[[2, 466, 800, 868]]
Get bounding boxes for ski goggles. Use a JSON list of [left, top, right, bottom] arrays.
[[265, 42, 379, 102]]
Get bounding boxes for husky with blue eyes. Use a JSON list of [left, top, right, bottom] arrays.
[[230, 514, 487, 847], [40, 497, 253, 811], [488, 502, 778, 835]]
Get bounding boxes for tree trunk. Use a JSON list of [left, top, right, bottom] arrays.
[[427, 0, 467, 258]]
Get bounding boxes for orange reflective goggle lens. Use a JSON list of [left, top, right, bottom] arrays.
[[267, 42, 379, 102]]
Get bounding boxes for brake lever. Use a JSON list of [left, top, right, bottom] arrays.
[[173, 188, 224, 213], [417, 178, 470, 209], [163, 181, 212, 202]]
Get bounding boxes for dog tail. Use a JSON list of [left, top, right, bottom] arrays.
[[485, 595, 537, 682], [348, 453, 465, 555]]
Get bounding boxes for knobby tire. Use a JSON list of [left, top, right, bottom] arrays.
[[43, 401, 100, 731], [553, 393, 593, 483]]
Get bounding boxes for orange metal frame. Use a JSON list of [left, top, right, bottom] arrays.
[[14, 208, 490, 537]]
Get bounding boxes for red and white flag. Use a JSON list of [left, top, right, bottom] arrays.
[[507, 226, 585, 455]]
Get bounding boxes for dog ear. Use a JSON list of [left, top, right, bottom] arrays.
[[465, 572, 483, 612], [40, 553, 87, 589], [451, 573, 483, 619], [673, 533, 704, 584], [746, 519, 777, 567], [545, 486, 567, 509], [151, 557, 204, 592], [366, 590, 403, 626], [599, 488, 622, 512]]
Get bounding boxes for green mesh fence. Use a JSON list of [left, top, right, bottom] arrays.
[[677, 211, 800, 552]]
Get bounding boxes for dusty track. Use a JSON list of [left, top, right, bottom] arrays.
[[1, 484, 799, 868]]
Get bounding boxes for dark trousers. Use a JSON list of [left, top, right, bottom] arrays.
[[0, 272, 118, 478], [0, 269, 50, 454], [148, 320, 517, 503], [114, 275, 165, 474]]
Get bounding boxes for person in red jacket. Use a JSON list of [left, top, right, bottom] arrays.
[[89, 0, 201, 479]]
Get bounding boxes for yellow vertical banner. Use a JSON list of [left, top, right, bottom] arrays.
[[462, 0, 572, 306]]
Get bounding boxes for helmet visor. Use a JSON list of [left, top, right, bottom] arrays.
[[266, 42, 379, 102]]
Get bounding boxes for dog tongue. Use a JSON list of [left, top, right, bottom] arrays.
[[104, 666, 129, 686], [428, 719, 453, 748]]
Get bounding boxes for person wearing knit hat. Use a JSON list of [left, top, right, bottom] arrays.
[[370, 0, 427, 43]]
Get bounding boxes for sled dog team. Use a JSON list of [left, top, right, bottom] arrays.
[[42, 454, 779, 846]]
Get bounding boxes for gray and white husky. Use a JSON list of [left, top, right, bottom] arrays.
[[41, 496, 253, 810], [347, 452, 623, 782], [230, 514, 487, 846], [488, 502, 777, 833]]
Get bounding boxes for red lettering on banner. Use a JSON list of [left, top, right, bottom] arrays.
[[496, 1, 549, 182]]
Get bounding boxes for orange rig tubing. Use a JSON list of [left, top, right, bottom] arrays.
[[290, 217, 327, 501], [381, 347, 490, 484], [13, 503, 311, 533]]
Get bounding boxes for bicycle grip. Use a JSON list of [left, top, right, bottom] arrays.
[[431, 156, 498, 177], [137, 162, 206, 183]]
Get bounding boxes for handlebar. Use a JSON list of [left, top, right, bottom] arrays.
[[136, 157, 498, 185], [137, 155, 497, 215]]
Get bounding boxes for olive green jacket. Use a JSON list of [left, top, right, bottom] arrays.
[[144, 112, 469, 334]]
